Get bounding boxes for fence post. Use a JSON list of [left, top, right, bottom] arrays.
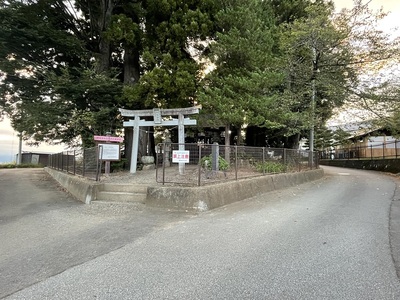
[[73, 150, 76, 175], [198, 143, 202, 186], [162, 143, 166, 186], [235, 146, 238, 181], [82, 149, 86, 177], [298, 151, 301, 172], [66, 151, 69, 173], [155, 144, 159, 182], [61, 152, 64, 171], [370, 145, 373, 160], [262, 147, 266, 176], [96, 145, 102, 181], [283, 148, 287, 167]]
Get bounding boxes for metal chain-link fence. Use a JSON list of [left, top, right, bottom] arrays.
[[48, 147, 100, 180], [321, 140, 400, 160], [156, 143, 319, 186]]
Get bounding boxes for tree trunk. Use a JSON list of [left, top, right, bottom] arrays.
[[237, 124, 243, 146], [124, 127, 133, 169], [124, 48, 140, 84], [123, 46, 141, 170], [94, 0, 114, 73], [138, 126, 149, 159]]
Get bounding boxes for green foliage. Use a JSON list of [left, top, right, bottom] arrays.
[[333, 128, 352, 146], [278, 1, 353, 136], [270, 0, 315, 24], [122, 0, 218, 109], [1, 0, 399, 152], [0, 0, 122, 147], [200, 155, 229, 171], [199, 0, 284, 132], [111, 158, 128, 172], [256, 161, 287, 173], [303, 125, 335, 150]]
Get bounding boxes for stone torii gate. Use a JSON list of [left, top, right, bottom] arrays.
[[119, 106, 199, 174]]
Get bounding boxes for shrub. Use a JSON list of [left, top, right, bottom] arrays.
[[0, 163, 16, 169], [200, 155, 229, 171], [111, 158, 128, 172]]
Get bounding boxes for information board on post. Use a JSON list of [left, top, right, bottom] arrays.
[[98, 144, 120, 161], [172, 150, 190, 163]]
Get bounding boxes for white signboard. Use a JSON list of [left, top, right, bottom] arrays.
[[98, 144, 120, 161], [31, 154, 40, 164], [172, 150, 190, 163]]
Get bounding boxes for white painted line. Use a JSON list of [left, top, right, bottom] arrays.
[[338, 173, 350, 176]]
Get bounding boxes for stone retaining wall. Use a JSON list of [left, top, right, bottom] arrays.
[[146, 169, 324, 212], [45, 167, 100, 204], [45, 167, 324, 211]]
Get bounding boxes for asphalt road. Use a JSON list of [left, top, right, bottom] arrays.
[[2, 166, 400, 299], [0, 168, 192, 299]]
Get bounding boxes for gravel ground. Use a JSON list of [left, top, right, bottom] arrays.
[[98, 168, 158, 185], [95, 166, 276, 186]]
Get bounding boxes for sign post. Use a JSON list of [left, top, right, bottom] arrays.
[[94, 135, 123, 176]]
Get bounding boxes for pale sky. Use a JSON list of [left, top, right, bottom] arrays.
[[0, 117, 66, 163], [0, 0, 399, 162], [329, 0, 400, 126], [334, 0, 400, 34]]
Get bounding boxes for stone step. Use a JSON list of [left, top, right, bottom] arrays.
[[91, 201, 145, 209], [100, 183, 148, 194], [96, 191, 146, 203]]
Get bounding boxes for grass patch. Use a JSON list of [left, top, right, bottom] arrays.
[[256, 161, 287, 173]]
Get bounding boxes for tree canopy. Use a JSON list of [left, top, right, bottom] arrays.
[[198, 0, 284, 137], [0, 0, 399, 152]]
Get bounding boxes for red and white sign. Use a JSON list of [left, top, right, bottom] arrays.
[[172, 150, 190, 163], [94, 135, 124, 143]]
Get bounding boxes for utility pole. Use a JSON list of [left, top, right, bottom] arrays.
[[17, 133, 22, 165], [309, 47, 317, 168], [310, 76, 316, 153], [310, 47, 317, 153]]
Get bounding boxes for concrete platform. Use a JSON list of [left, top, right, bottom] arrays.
[[45, 167, 324, 212]]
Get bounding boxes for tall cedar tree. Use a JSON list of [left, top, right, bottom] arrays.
[[198, 0, 284, 147]]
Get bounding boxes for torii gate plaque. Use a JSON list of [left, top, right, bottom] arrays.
[[119, 106, 199, 174]]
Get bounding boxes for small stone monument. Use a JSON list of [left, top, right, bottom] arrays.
[[141, 155, 155, 170]]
